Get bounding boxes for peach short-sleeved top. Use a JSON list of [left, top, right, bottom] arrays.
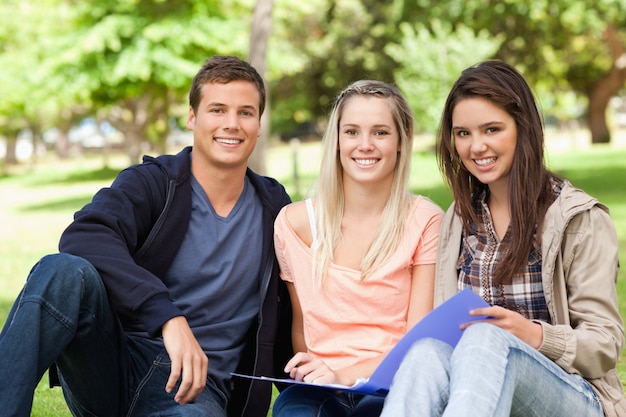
[[274, 196, 443, 371]]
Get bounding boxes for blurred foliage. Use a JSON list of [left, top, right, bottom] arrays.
[[267, 0, 626, 142], [387, 22, 502, 132], [0, 0, 255, 163], [1, 0, 626, 162]]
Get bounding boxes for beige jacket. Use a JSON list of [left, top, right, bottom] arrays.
[[434, 181, 626, 417]]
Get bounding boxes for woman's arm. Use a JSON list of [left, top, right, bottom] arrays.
[[286, 282, 307, 353], [541, 207, 623, 377], [406, 263, 436, 330]]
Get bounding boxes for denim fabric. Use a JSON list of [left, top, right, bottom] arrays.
[[0, 253, 226, 417], [380, 323, 604, 417], [272, 384, 384, 417], [124, 340, 226, 417]]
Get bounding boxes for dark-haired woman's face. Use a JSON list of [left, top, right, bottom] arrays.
[[452, 97, 517, 194]]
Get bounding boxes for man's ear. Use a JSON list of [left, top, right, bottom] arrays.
[[186, 106, 195, 130]]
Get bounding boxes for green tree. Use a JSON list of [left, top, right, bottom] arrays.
[[46, 0, 255, 164], [406, 0, 626, 143], [269, 0, 626, 144], [0, 0, 74, 166], [268, 0, 405, 137], [488, 0, 626, 143], [387, 21, 502, 133], [248, 0, 275, 174]]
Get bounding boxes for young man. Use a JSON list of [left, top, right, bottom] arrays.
[[0, 55, 292, 417]]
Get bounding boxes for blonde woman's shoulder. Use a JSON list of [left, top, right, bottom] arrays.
[[410, 194, 445, 214], [284, 200, 313, 247]]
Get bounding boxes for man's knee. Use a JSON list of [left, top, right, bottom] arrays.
[[35, 253, 96, 275], [26, 253, 102, 301]]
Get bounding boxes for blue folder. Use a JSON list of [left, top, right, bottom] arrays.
[[232, 288, 490, 397]]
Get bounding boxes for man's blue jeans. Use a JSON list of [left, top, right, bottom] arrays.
[[0, 253, 226, 417], [380, 322, 604, 417]]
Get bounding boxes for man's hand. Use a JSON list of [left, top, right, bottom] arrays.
[[161, 316, 208, 404]]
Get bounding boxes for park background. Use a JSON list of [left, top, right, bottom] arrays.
[[1, 0, 626, 415]]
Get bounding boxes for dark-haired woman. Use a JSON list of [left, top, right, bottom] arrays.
[[381, 61, 626, 417]]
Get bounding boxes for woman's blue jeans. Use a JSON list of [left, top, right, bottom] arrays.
[[0, 253, 226, 417], [272, 384, 384, 417], [380, 322, 604, 417]]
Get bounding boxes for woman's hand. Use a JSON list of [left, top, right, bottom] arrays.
[[462, 306, 544, 349], [284, 352, 338, 384]]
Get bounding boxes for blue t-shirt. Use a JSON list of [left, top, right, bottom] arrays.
[[163, 174, 263, 398]]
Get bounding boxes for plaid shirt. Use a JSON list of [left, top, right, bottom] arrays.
[[457, 189, 553, 323]]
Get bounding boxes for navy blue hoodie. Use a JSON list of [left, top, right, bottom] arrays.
[[58, 146, 293, 416]]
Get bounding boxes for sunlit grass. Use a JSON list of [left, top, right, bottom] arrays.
[[1, 140, 625, 416]]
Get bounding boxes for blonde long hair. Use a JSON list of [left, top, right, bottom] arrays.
[[313, 80, 414, 283]]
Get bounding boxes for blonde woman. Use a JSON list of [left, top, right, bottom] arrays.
[[273, 80, 444, 417]]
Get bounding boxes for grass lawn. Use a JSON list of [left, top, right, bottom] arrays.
[[1, 138, 625, 416]]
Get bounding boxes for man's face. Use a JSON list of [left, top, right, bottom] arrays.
[[187, 80, 261, 172]]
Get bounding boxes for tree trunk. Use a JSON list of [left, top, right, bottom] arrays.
[[247, 0, 275, 175], [108, 94, 159, 165], [55, 128, 71, 159], [126, 129, 145, 165], [587, 82, 612, 144], [4, 135, 18, 165], [28, 123, 42, 169], [588, 24, 626, 144], [55, 108, 81, 160]]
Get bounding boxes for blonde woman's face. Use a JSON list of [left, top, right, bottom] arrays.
[[338, 96, 400, 188]]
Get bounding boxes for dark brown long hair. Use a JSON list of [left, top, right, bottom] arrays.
[[436, 61, 561, 285]]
